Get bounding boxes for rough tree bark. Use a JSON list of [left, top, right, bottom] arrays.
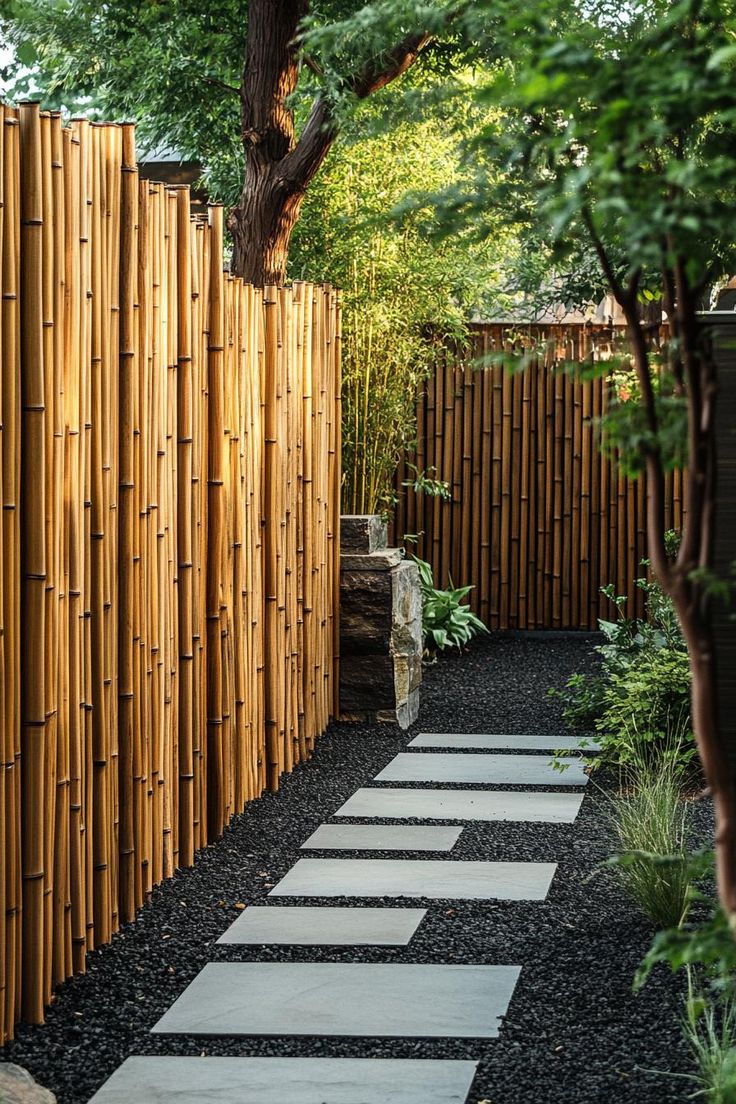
[[228, 0, 430, 284]]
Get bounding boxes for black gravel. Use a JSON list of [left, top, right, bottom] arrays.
[[3, 634, 712, 1104]]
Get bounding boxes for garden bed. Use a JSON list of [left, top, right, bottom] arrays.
[[4, 635, 711, 1104]]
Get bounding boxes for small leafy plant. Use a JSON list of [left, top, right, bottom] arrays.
[[413, 556, 488, 653], [401, 464, 451, 501], [551, 534, 694, 768]]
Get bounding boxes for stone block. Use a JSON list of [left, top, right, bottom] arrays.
[[340, 571, 393, 655], [340, 548, 403, 573], [379, 687, 420, 728], [340, 515, 388, 554], [339, 515, 422, 727], [340, 656, 396, 711]]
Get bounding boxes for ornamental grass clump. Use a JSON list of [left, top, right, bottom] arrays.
[[608, 754, 692, 930], [681, 986, 736, 1104]]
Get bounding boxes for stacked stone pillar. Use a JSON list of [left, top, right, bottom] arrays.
[[339, 516, 422, 728]]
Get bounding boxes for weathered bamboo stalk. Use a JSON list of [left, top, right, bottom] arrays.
[[2, 104, 22, 1042], [18, 100, 48, 1024], [205, 206, 226, 834]]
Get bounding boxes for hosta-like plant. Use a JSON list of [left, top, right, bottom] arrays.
[[413, 556, 488, 652]]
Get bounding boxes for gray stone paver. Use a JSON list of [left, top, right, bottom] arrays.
[[88, 1057, 480, 1104], [152, 962, 522, 1038], [375, 752, 588, 786], [217, 905, 426, 945], [268, 857, 556, 900], [409, 733, 600, 751], [335, 786, 584, 822], [301, 823, 462, 851]]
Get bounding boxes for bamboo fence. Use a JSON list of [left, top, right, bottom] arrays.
[[0, 103, 341, 1040], [392, 322, 684, 630]]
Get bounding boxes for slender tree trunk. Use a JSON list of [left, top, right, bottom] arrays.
[[676, 606, 736, 919]]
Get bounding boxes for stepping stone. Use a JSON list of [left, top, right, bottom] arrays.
[[335, 787, 583, 823], [375, 752, 588, 786], [268, 857, 556, 900], [409, 733, 600, 752], [89, 1056, 480, 1104], [217, 905, 426, 946], [301, 823, 462, 851], [152, 962, 521, 1038]]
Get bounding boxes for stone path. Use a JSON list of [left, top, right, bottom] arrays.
[[89, 730, 592, 1103]]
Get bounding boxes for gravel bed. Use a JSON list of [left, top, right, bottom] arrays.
[[3, 634, 712, 1104]]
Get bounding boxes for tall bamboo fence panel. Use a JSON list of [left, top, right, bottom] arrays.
[[0, 104, 341, 1040], [392, 322, 683, 631]]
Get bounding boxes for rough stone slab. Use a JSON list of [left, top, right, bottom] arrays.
[[335, 787, 584, 823], [152, 962, 521, 1038], [375, 752, 588, 786], [341, 549, 404, 572], [89, 1056, 479, 1104], [341, 514, 388, 554], [301, 823, 462, 851], [409, 733, 601, 752], [217, 905, 426, 946], [268, 857, 556, 900]]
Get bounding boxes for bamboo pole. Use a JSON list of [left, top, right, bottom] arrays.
[[18, 100, 48, 1024], [118, 123, 138, 922], [206, 206, 225, 833], [2, 104, 22, 1041], [48, 109, 67, 992]]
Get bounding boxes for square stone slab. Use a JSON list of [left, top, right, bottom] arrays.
[[152, 962, 521, 1038], [89, 1056, 480, 1104], [409, 733, 600, 752], [217, 905, 426, 946], [335, 787, 583, 823], [268, 857, 556, 900], [301, 824, 463, 851], [375, 752, 588, 786]]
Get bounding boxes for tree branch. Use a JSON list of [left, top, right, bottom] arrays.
[[200, 75, 240, 97], [281, 30, 432, 195], [350, 31, 432, 99], [279, 94, 336, 192], [582, 205, 671, 584]]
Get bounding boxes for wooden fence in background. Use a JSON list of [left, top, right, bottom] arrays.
[[392, 322, 683, 630], [0, 102, 341, 1040]]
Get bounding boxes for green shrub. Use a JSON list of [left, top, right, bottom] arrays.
[[596, 648, 693, 768], [551, 535, 694, 767], [413, 556, 488, 653]]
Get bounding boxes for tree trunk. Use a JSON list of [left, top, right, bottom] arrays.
[[229, 175, 305, 286], [676, 606, 736, 919], [228, 0, 431, 283]]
